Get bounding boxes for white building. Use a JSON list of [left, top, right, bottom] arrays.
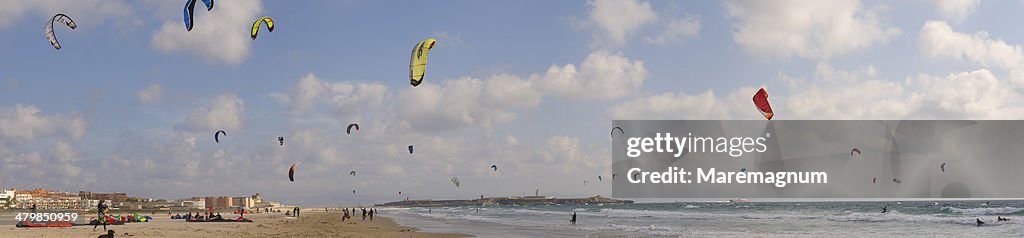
[[0, 189, 15, 208], [181, 200, 205, 209]]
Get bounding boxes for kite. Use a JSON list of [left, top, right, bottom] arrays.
[[490, 165, 497, 171], [214, 130, 227, 143], [752, 88, 774, 120], [250, 16, 274, 40], [610, 127, 624, 137], [451, 177, 460, 188], [278, 136, 285, 146], [350, 171, 356, 176], [288, 163, 296, 182], [409, 38, 437, 87], [851, 148, 861, 156], [940, 163, 946, 172], [408, 145, 414, 154], [183, 0, 214, 31], [346, 123, 360, 135], [45, 14, 76, 50]]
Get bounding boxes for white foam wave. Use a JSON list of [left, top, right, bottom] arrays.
[[942, 206, 1023, 215]]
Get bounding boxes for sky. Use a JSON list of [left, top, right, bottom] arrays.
[[2, 0, 1024, 206]]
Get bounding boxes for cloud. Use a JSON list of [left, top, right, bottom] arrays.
[[282, 73, 388, 116], [724, 0, 900, 59], [608, 89, 754, 120], [537, 51, 646, 100], [47, 141, 82, 177], [176, 94, 245, 132], [395, 77, 518, 133], [933, 0, 979, 22], [644, 15, 701, 45], [0, 104, 86, 141], [918, 20, 1024, 71], [150, 0, 262, 64], [136, 83, 163, 104], [483, 73, 543, 109], [585, 0, 658, 47], [280, 50, 645, 134], [610, 63, 1024, 120]]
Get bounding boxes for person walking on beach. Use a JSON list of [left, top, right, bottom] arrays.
[[361, 208, 367, 221], [570, 212, 577, 225], [94, 200, 109, 231], [369, 209, 374, 221]]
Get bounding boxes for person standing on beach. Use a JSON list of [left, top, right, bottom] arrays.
[[94, 200, 108, 231], [369, 209, 374, 221], [570, 212, 577, 225], [362, 208, 367, 221]]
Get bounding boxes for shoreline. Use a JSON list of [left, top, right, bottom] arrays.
[[3, 209, 469, 237]]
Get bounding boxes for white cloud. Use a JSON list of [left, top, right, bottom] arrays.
[[586, 0, 658, 47], [150, 0, 262, 64], [784, 64, 915, 119], [607, 89, 754, 120], [395, 77, 517, 133], [483, 73, 542, 109], [918, 20, 1024, 70], [537, 51, 646, 100], [47, 141, 82, 177], [910, 69, 1022, 118], [934, 0, 979, 22], [136, 83, 163, 104], [176, 94, 245, 132], [724, 0, 900, 59], [283, 73, 389, 115], [610, 63, 1024, 120], [280, 50, 644, 134], [0, 104, 86, 141], [644, 15, 701, 45]]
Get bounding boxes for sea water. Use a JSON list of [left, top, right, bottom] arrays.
[[388, 200, 1023, 237]]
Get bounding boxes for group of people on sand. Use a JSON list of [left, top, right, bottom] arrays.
[[341, 208, 376, 222], [289, 207, 301, 217], [177, 212, 225, 221]]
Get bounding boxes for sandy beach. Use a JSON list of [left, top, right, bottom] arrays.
[[3, 209, 468, 238]]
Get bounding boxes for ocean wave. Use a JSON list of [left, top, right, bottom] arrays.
[[827, 211, 1021, 226], [684, 205, 701, 209], [580, 223, 689, 237], [941, 206, 1024, 215]]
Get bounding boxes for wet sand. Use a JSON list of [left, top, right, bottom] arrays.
[[3, 209, 468, 238]]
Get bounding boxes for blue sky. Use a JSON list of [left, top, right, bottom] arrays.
[[2, 0, 1024, 206]]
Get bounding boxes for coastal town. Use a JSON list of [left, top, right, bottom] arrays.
[[0, 187, 281, 212]]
